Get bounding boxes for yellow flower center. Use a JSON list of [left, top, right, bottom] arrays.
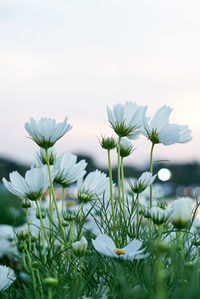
[[115, 248, 126, 255], [65, 202, 76, 208]]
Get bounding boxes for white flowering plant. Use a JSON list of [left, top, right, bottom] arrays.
[[2, 102, 200, 299]]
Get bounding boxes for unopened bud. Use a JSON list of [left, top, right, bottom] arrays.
[[44, 277, 58, 288], [99, 136, 116, 150], [21, 199, 31, 209], [16, 229, 29, 241], [36, 210, 46, 219]]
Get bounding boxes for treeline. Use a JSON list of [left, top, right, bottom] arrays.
[[0, 155, 200, 188]]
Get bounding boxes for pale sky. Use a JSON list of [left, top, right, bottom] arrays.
[[0, 0, 200, 168]]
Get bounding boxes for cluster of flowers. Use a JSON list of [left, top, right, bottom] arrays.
[[1, 102, 194, 295]]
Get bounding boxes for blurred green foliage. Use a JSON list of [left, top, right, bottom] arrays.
[[0, 191, 25, 226]]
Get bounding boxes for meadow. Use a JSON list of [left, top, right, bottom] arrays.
[[1, 101, 199, 299]]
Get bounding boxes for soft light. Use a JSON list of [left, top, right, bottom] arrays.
[[158, 168, 171, 182]]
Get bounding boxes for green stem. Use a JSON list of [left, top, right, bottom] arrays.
[[24, 241, 37, 298], [62, 187, 65, 219], [121, 157, 126, 217], [22, 249, 28, 272], [107, 149, 117, 244], [45, 149, 66, 242], [117, 137, 122, 210], [80, 202, 84, 238], [39, 198, 49, 244], [136, 193, 140, 238], [33, 243, 45, 299], [149, 143, 155, 208], [48, 288, 52, 299], [26, 208, 32, 251], [35, 200, 47, 264], [70, 221, 74, 243], [158, 225, 163, 240], [70, 220, 78, 281], [196, 246, 199, 288]]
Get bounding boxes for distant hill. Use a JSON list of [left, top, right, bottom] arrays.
[[0, 155, 200, 189], [0, 157, 29, 181]]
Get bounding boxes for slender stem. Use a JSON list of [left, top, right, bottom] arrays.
[[196, 246, 199, 288], [121, 157, 126, 217], [107, 149, 117, 243], [48, 288, 52, 299], [158, 224, 163, 240], [80, 202, 84, 238], [36, 200, 47, 264], [117, 137, 123, 221], [149, 143, 155, 208], [136, 193, 140, 238], [39, 198, 49, 244], [70, 221, 74, 243], [33, 243, 45, 299], [26, 208, 32, 251], [22, 249, 28, 272], [62, 187, 65, 219], [117, 137, 121, 205], [24, 241, 37, 298], [45, 149, 66, 242]]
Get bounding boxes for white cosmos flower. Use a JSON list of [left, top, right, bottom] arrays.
[[32, 147, 57, 168], [129, 172, 157, 194], [149, 206, 171, 225], [170, 197, 193, 229], [54, 152, 87, 188], [92, 234, 148, 261], [77, 170, 110, 202], [71, 236, 88, 255], [107, 102, 147, 139], [25, 117, 72, 149], [143, 105, 192, 145], [117, 137, 135, 158], [0, 265, 16, 291], [2, 166, 56, 201]]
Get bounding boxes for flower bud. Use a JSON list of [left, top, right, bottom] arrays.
[[16, 229, 29, 241], [36, 210, 46, 219], [72, 236, 88, 256], [99, 136, 116, 150], [32, 261, 40, 269], [63, 210, 76, 222], [21, 199, 32, 209], [61, 220, 69, 227], [31, 233, 39, 243], [43, 277, 58, 288]]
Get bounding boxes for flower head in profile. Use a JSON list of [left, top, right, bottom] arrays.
[[170, 197, 193, 229], [99, 136, 117, 150], [77, 170, 110, 202], [92, 234, 148, 261], [107, 102, 147, 139], [129, 172, 157, 194], [117, 137, 135, 158], [72, 236, 88, 256], [2, 166, 56, 201], [25, 117, 72, 149], [0, 265, 16, 291], [149, 206, 171, 225], [143, 105, 192, 145], [32, 147, 57, 168], [54, 152, 87, 188]]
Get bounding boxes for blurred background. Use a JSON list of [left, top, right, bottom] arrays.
[[0, 0, 200, 225]]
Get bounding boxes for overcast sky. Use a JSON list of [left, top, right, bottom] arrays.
[[0, 0, 200, 168]]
